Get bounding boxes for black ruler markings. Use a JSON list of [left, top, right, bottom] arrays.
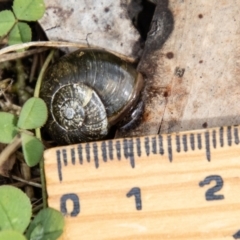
[[220, 127, 224, 147], [190, 133, 195, 150], [62, 149, 67, 166], [116, 140, 121, 160], [152, 136, 157, 154], [85, 143, 90, 163], [101, 141, 107, 162], [57, 150, 62, 182], [55, 126, 240, 181], [78, 144, 83, 165], [71, 148, 75, 165], [176, 135, 181, 153], [136, 138, 141, 157], [182, 135, 188, 152], [159, 135, 164, 155], [144, 137, 150, 156], [234, 126, 239, 145], [212, 130, 217, 148], [167, 135, 172, 162], [197, 134, 202, 150], [123, 138, 135, 168], [227, 126, 232, 146], [93, 142, 99, 168], [108, 140, 113, 160], [205, 131, 211, 161]]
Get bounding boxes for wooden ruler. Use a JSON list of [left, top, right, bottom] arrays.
[[44, 125, 240, 240]]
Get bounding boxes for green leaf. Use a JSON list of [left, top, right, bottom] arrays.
[[13, 0, 45, 21], [28, 224, 44, 240], [21, 133, 44, 167], [26, 208, 64, 240], [0, 112, 18, 144], [8, 22, 31, 45], [0, 10, 16, 37], [0, 230, 27, 240], [0, 185, 31, 233], [17, 97, 47, 129]]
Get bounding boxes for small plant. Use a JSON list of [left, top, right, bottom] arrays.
[[0, 185, 64, 240], [0, 0, 45, 45], [0, 97, 47, 167]]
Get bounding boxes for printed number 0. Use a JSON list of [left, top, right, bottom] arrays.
[[60, 193, 80, 216], [199, 175, 224, 201]]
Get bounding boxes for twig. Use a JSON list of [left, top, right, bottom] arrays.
[[12, 175, 42, 188], [0, 47, 49, 63], [0, 135, 21, 168], [0, 41, 136, 62]]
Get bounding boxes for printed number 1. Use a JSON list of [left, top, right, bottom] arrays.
[[126, 187, 142, 210]]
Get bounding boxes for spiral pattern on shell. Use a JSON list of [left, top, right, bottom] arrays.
[[40, 49, 143, 144]]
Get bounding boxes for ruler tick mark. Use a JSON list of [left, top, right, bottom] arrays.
[[234, 127, 239, 145], [93, 142, 99, 168], [158, 135, 164, 155], [144, 137, 150, 156], [136, 138, 141, 157], [152, 137, 157, 154], [86, 143, 90, 163], [190, 133, 195, 150], [116, 140, 121, 160], [128, 139, 134, 168], [220, 127, 224, 147], [71, 148, 75, 165], [108, 140, 113, 160], [176, 135, 180, 153], [56, 150, 62, 182], [205, 131, 211, 161], [212, 130, 216, 148], [182, 134, 188, 152], [101, 141, 107, 162], [77, 145, 83, 164], [62, 149, 67, 166], [123, 139, 135, 168], [167, 135, 172, 162], [227, 126, 232, 146], [197, 134, 202, 150]]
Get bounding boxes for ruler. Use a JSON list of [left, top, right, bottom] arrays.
[[44, 125, 240, 240]]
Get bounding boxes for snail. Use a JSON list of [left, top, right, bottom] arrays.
[[40, 49, 144, 145]]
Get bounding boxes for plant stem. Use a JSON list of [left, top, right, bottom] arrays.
[[34, 49, 55, 208], [34, 49, 55, 98]]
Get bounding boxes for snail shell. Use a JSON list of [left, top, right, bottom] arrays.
[[40, 49, 143, 144]]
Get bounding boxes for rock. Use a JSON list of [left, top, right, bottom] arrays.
[[38, 0, 142, 60], [117, 0, 240, 137]]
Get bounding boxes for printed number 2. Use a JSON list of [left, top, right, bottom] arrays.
[[199, 175, 224, 201], [126, 187, 142, 210]]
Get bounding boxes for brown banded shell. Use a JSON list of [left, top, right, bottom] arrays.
[[40, 49, 143, 144]]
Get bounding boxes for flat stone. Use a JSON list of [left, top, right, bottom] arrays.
[[39, 0, 142, 60], [117, 0, 240, 137]]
